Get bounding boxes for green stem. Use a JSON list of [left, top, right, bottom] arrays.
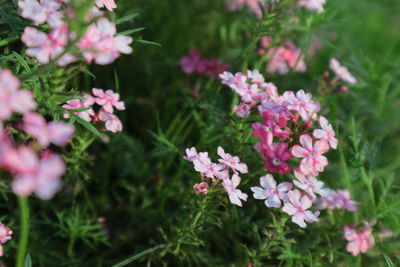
[[360, 167, 376, 213], [16, 196, 29, 267]]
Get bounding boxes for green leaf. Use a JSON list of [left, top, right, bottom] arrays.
[[24, 253, 32, 267], [137, 39, 162, 47], [67, 112, 103, 138], [118, 27, 145, 36], [112, 247, 156, 267], [115, 13, 139, 24], [384, 254, 396, 267], [12, 52, 31, 73]]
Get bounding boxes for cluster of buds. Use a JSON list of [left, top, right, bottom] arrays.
[[19, 0, 132, 66], [63, 88, 125, 133], [179, 50, 230, 79], [184, 147, 249, 207], [321, 58, 357, 94]]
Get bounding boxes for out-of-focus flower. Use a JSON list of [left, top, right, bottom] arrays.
[[315, 188, 358, 212], [282, 189, 320, 228], [23, 112, 75, 147], [266, 41, 307, 75], [179, 50, 229, 78], [0, 222, 12, 257], [298, 0, 326, 13], [18, 0, 64, 27], [329, 58, 357, 84], [183, 147, 198, 162], [343, 220, 375, 256], [3, 146, 65, 199], [293, 168, 327, 200], [251, 174, 292, 208], [96, 0, 117, 11]]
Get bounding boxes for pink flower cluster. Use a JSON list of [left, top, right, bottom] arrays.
[[0, 222, 12, 257], [343, 220, 375, 256], [259, 37, 306, 75], [184, 146, 248, 207], [179, 50, 230, 78], [0, 69, 74, 200], [315, 188, 358, 212], [320, 58, 357, 94], [224, 0, 267, 18], [96, 0, 117, 11], [329, 58, 357, 85], [63, 88, 125, 133], [19, 0, 132, 66]]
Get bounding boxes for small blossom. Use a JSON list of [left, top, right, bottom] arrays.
[[343, 221, 375, 256], [282, 189, 320, 228], [266, 42, 307, 75], [193, 182, 209, 195], [18, 0, 63, 27], [292, 134, 329, 176], [329, 58, 357, 84], [313, 116, 338, 149], [233, 103, 251, 117], [263, 142, 293, 175], [293, 168, 327, 200], [92, 88, 125, 113], [222, 174, 248, 207], [96, 0, 117, 11], [250, 174, 292, 208], [298, 0, 326, 13], [23, 112, 75, 147], [193, 152, 228, 181], [3, 146, 65, 199], [283, 90, 320, 122], [0, 222, 12, 257], [315, 188, 358, 212], [98, 109, 123, 133], [217, 146, 248, 174], [62, 93, 95, 122], [183, 147, 198, 162]]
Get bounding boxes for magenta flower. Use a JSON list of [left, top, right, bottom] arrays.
[[293, 168, 327, 200], [96, 0, 117, 11], [98, 109, 123, 133], [313, 116, 338, 149], [179, 50, 201, 74], [0, 222, 12, 257], [92, 88, 125, 113], [343, 221, 375, 256], [329, 58, 357, 84], [233, 103, 251, 118], [62, 93, 95, 122], [292, 134, 329, 175], [23, 112, 75, 147], [217, 146, 248, 174], [18, 0, 63, 27], [263, 142, 293, 175], [222, 174, 248, 207], [298, 0, 326, 13], [183, 147, 198, 162], [3, 146, 65, 199], [282, 189, 320, 228], [193, 182, 209, 195], [250, 174, 292, 208], [21, 24, 76, 66]]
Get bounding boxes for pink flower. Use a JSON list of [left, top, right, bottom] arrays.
[[179, 50, 201, 74], [92, 88, 125, 113], [0, 69, 37, 120], [98, 109, 123, 133], [293, 168, 327, 200], [267, 42, 307, 75], [3, 146, 65, 199], [263, 142, 293, 175], [78, 18, 133, 65], [21, 24, 76, 66], [298, 0, 326, 13], [225, 0, 266, 18], [343, 221, 375, 256], [217, 146, 248, 174], [193, 152, 228, 181], [329, 58, 357, 84], [283, 90, 320, 121], [250, 174, 292, 208], [313, 116, 338, 149], [314, 188, 358, 212], [222, 174, 248, 207], [62, 93, 95, 122], [23, 112, 74, 147], [292, 134, 329, 175], [18, 0, 64, 27], [282, 189, 320, 228], [96, 0, 117, 11], [0, 222, 12, 257], [233, 103, 251, 118], [183, 147, 198, 162], [193, 182, 209, 195]]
